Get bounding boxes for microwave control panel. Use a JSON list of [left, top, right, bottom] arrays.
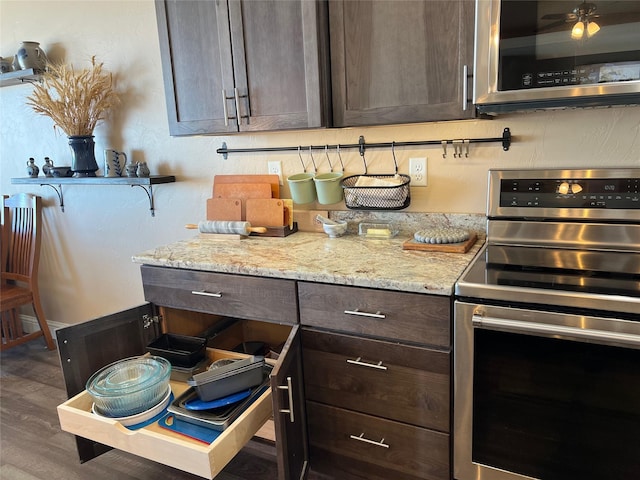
[[521, 62, 640, 89]]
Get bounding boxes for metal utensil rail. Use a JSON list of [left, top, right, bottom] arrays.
[[216, 128, 512, 159]]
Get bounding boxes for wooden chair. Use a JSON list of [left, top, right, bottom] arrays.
[[1, 193, 55, 350]]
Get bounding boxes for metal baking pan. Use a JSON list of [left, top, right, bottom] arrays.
[[168, 364, 272, 431], [187, 355, 265, 402]]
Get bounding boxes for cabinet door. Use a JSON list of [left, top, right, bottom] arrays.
[[271, 325, 309, 480], [156, 0, 237, 135], [229, 0, 330, 131], [56, 304, 159, 462], [329, 0, 475, 127]]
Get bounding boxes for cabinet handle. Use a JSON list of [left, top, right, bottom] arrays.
[[278, 376, 295, 423], [222, 89, 238, 126], [349, 433, 390, 449], [234, 88, 242, 126], [462, 64, 469, 111], [344, 308, 386, 319], [222, 89, 230, 126], [346, 357, 387, 371], [234, 88, 250, 124], [191, 290, 222, 298]]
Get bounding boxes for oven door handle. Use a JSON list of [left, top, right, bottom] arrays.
[[472, 315, 640, 348]]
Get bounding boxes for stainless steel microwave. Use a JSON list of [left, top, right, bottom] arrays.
[[474, 0, 640, 114]]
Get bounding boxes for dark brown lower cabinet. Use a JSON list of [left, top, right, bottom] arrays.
[[306, 401, 450, 480], [56, 267, 308, 480], [299, 281, 452, 480]]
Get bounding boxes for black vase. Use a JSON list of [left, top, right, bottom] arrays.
[[68, 135, 98, 177]]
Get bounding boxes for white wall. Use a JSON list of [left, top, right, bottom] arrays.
[[1, 0, 639, 327]]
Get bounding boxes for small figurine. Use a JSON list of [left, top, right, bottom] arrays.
[[42, 157, 54, 177], [26, 157, 39, 177], [137, 161, 150, 178], [126, 163, 138, 177]]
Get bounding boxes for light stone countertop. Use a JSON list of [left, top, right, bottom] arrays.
[[132, 213, 485, 296]]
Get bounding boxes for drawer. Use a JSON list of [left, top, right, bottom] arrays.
[[298, 282, 450, 347], [302, 329, 449, 432], [58, 350, 272, 479], [307, 401, 450, 480], [141, 265, 298, 324], [57, 314, 306, 479]]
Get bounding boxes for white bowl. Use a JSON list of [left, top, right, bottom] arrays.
[[322, 220, 348, 238], [91, 385, 172, 427]]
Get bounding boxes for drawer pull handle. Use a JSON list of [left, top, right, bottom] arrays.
[[344, 309, 386, 319], [346, 357, 387, 371], [191, 290, 222, 298], [349, 433, 390, 449], [278, 376, 295, 423]]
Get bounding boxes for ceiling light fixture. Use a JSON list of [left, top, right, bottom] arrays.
[[570, 2, 600, 40], [571, 21, 585, 39]]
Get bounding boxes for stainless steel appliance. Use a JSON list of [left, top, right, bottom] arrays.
[[454, 168, 640, 480], [474, 0, 640, 113]]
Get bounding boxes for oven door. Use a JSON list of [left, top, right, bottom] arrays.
[[454, 301, 640, 480], [474, 0, 640, 113]]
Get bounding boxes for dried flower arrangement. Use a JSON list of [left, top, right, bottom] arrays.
[[26, 56, 119, 137]]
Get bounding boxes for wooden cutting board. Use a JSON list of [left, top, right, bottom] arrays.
[[213, 183, 272, 219], [213, 182, 273, 200], [206, 198, 242, 221], [213, 175, 280, 198], [402, 233, 478, 253], [246, 199, 285, 227]]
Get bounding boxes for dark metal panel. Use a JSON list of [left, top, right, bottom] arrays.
[[56, 304, 159, 463]]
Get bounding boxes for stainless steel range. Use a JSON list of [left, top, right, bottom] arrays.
[[454, 168, 640, 480]]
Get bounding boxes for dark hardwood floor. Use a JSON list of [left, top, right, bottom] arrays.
[[0, 339, 328, 480]]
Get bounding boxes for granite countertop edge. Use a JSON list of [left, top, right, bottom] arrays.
[[132, 213, 486, 297]]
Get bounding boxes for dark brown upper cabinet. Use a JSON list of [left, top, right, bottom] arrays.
[[156, 0, 331, 136], [328, 0, 475, 127]]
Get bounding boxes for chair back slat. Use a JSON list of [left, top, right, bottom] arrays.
[[2, 194, 41, 284]]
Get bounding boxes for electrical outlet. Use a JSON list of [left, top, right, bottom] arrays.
[[409, 157, 427, 186], [268, 160, 283, 185]]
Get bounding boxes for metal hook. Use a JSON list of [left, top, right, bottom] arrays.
[[391, 141, 399, 174], [325, 145, 334, 172], [442, 140, 447, 158], [464, 139, 470, 158], [308, 145, 317, 173], [453, 139, 463, 158], [336, 145, 345, 172], [298, 146, 306, 172]]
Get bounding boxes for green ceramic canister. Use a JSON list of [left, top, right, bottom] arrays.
[[314, 172, 344, 205], [287, 173, 316, 204]]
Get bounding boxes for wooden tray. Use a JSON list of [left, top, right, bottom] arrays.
[[402, 232, 477, 253]]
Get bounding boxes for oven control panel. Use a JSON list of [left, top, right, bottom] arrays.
[[500, 177, 640, 209]]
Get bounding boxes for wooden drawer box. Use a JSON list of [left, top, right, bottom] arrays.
[[307, 401, 450, 480], [298, 282, 450, 348], [56, 304, 307, 479], [141, 265, 298, 325], [58, 350, 272, 479], [302, 329, 449, 432]]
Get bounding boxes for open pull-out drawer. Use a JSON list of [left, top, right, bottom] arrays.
[[58, 350, 273, 479], [56, 304, 307, 480]]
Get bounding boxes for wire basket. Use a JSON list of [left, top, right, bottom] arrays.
[[341, 173, 411, 210]]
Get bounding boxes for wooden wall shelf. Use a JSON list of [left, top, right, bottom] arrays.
[[11, 175, 176, 216]]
